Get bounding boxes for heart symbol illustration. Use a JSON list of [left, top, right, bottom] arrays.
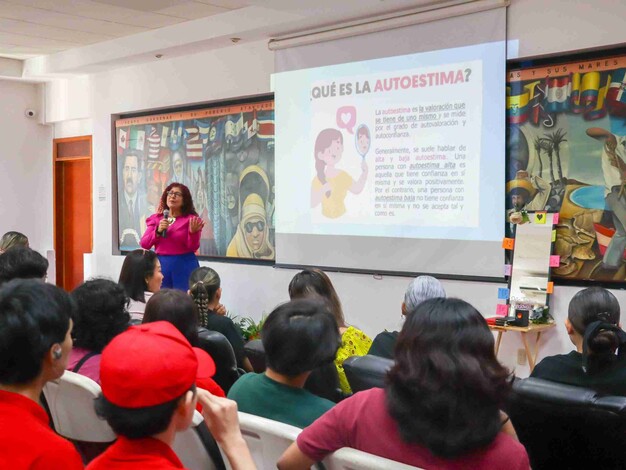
[[537, 214, 543, 221], [341, 113, 351, 125]]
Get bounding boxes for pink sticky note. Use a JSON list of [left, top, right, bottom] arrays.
[[552, 213, 559, 224], [549, 255, 561, 267], [496, 304, 508, 317], [504, 264, 512, 276]]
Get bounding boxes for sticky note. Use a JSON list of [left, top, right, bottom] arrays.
[[552, 230, 556, 242], [502, 238, 515, 250], [535, 212, 547, 224], [552, 213, 559, 224], [547, 281, 554, 294], [549, 255, 561, 267], [496, 304, 509, 317], [498, 287, 510, 300], [504, 264, 512, 276]]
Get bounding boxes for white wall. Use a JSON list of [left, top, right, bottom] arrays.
[[0, 80, 53, 252], [42, 0, 626, 377]]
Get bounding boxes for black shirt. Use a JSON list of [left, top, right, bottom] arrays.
[[204, 309, 246, 368], [368, 331, 399, 360], [531, 350, 626, 396]]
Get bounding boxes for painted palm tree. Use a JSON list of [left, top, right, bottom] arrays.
[[540, 138, 556, 183], [547, 129, 567, 182], [533, 136, 543, 178]]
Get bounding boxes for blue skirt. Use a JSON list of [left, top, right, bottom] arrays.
[[158, 252, 200, 291]]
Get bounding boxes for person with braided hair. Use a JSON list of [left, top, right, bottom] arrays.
[[188, 267, 253, 372]]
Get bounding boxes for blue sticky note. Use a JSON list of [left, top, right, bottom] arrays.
[[498, 287, 509, 300]]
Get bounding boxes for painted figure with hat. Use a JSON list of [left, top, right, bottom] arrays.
[[507, 170, 551, 226]]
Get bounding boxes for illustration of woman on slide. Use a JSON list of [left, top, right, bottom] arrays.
[[311, 128, 368, 219]]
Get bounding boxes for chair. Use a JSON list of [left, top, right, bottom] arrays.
[[44, 370, 223, 469], [305, 362, 345, 403], [172, 410, 224, 470], [507, 377, 626, 470], [197, 327, 243, 393], [243, 338, 266, 373], [343, 355, 393, 393], [43, 370, 116, 462], [225, 411, 301, 470], [322, 447, 423, 469]]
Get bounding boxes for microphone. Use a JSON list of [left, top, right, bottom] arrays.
[[162, 209, 169, 238]]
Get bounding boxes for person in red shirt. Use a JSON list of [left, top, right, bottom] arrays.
[[141, 289, 226, 400], [0, 279, 83, 469], [87, 321, 254, 469], [279, 298, 530, 470]]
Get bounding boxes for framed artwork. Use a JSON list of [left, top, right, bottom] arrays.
[[507, 49, 626, 284], [113, 96, 275, 262]]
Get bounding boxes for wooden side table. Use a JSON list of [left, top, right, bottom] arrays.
[[489, 323, 556, 371]]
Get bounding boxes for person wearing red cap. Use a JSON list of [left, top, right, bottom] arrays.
[[87, 321, 254, 469], [0, 279, 83, 469]]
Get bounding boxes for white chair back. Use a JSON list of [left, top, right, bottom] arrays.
[[224, 412, 301, 470], [322, 447, 423, 470], [43, 370, 116, 442], [172, 410, 218, 470]]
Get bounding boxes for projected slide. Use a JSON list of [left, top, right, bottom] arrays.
[[275, 42, 503, 243]]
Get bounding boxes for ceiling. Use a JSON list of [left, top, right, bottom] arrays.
[[0, 0, 442, 60]]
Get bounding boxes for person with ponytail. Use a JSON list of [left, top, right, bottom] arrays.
[[278, 298, 528, 469], [188, 267, 253, 372], [310, 128, 368, 219], [532, 286, 626, 395]]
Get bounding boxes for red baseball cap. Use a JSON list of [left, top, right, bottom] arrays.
[[100, 321, 215, 408]]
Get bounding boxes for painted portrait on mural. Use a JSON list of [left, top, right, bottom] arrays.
[[115, 99, 275, 261], [507, 54, 626, 282]]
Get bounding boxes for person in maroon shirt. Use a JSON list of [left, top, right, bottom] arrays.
[[87, 321, 254, 470], [0, 279, 83, 469], [279, 298, 530, 470]]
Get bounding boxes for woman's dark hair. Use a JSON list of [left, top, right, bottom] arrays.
[[189, 267, 220, 328], [262, 299, 341, 377], [0, 246, 48, 286], [568, 286, 621, 374], [158, 183, 198, 216], [71, 278, 130, 353], [118, 249, 158, 302], [143, 289, 199, 346], [0, 279, 75, 385], [94, 385, 196, 439], [288, 268, 345, 328], [386, 297, 512, 459]]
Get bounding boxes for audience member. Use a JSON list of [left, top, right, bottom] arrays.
[[369, 275, 445, 359], [289, 268, 371, 394], [189, 266, 253, 372], [228, 299, 340, 428], [0, 246, 48, 286], [0, 231, 29, 253], [0, 279, 83, 469], [67, 278, 130, 384], [143, 289, 225, 398], [87, 321, 254, 469], [278, 298, 529, 469], [532, 286, 626, 395], [118, 248, 163, 320]]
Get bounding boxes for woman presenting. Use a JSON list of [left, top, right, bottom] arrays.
[[140, 183, 205, 290]]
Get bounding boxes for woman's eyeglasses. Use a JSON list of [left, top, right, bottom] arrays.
[[245, 221, 265, 233], [167, 191, 183, 198]]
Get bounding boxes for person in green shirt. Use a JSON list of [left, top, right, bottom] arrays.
[[228, 298, 341, 428]]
